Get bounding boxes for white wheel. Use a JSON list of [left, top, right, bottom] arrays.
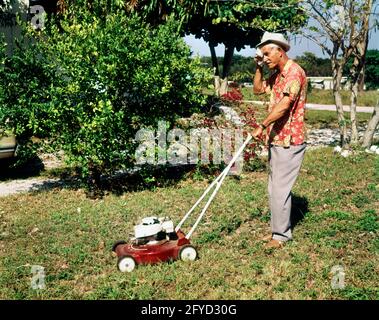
[[179, 245, 197, 261], [117, 256, 136, 272]]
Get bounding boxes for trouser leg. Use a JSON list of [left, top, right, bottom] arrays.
[[268, 144, 306, 242]]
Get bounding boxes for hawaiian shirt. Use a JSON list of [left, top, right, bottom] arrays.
[[263, 59, 307, 147]]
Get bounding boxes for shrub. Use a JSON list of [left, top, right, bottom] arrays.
[[0, 10, 211, 194]]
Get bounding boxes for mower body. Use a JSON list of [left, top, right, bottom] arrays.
[[113, 229, 191, 266]]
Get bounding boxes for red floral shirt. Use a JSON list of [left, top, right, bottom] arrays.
[[263, 60, 307, 147]]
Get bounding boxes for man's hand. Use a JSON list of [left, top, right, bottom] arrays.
[[252, 126, 264, 140], [254, 48, 264, 67]]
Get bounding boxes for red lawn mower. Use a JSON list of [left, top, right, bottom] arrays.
[[112, 135, 252, 272]]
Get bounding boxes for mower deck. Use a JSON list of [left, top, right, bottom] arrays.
[[113, 230, 196, 271]]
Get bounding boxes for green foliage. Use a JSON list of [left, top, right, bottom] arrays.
[[0, 11, 211, 184], [0, 33, 53, 165], [125, 0, 307, 81], [343, 50, 379, 90], [341, 286, 379, 300], [201, 55, 257, 83], [322, 210, 351, 220], [294, 52, 332, 76], [125, 0, 307, 41], [364, 50, 379, 90], [357, 209, 378, 232], [180, 0, 307, 46]]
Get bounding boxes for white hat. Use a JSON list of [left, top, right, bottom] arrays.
[[256, 32, 290, 52]]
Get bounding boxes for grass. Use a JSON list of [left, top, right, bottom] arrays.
[[240, 88, 379, 107], [0, 147, 378, 300]]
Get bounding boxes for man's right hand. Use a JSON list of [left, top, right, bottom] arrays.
[[252, 126, 264, 140], [254, 48, 264, 67]]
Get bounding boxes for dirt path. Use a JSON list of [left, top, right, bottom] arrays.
[[0, 178, 62, 197]]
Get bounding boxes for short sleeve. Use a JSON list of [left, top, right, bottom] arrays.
[[262, 72, 277, 94], [283, 79, 301, 102]]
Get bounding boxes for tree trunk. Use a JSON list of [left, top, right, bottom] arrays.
[[209, 42, 221, 96], [222, 45, 234, 79], [209, 43, 235, 97], [350, 56, 360, 145], [219, 45, 235, 96], [358, 64, 365, 92], [219, 78, 228, 96], [359, 26, 370, 92], [349, 82, 359, 145], [332, 63, 349, 147], [86, 163, 104, 199], [362, 99, 379, 148], [214, 75, 221, 96]]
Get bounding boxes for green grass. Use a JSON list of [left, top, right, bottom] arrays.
[[0, 147, 378, 300], [240, 88, 379, 107]]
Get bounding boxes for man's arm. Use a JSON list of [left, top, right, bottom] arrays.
[[252, 95, 292, 139], [253, 65, 265, 95], [261, 95, 292, 127]]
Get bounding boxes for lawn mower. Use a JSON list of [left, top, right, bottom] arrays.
[[112, 134, 253, 272]]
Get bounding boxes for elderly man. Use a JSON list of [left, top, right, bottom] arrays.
[[252, 32, 307, 249]]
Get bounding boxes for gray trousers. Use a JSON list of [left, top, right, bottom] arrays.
[[268, 144, 306, 242]]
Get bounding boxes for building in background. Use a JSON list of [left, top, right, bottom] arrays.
[[307, 76, 351, 90]]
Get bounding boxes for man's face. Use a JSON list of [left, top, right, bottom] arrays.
[[261, 44, 283, 69]]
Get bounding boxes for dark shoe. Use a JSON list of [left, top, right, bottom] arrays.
[[264, 239, 284, 249]]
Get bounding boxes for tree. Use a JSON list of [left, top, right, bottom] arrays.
[[294, 51, 332, 76], [124, 0, 307, 96], [301, 0, 378, 147]]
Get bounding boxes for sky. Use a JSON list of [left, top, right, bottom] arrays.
[[184, 31, 379, 59]]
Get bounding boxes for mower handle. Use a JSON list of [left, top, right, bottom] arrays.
[[175, 134, 252, 239]]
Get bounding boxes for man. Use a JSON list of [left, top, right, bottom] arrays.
[[252, 32, 307, 249]]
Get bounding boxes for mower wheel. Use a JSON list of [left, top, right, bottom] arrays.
[[112, 240, 127, 252], [179, 245, 198, 262], [117, 256, 136, 273]]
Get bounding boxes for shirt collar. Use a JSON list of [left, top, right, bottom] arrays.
[[280, 59, 293, 78]]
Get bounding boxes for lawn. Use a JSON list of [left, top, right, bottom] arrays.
[[0, 147, 378, 300]]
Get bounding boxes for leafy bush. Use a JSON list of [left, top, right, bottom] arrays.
[[0, 10, 211, 193], [221, 87, 243, 102]]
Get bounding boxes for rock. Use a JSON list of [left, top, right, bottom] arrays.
[[340, 150, 351, 158], [333, 146, 342, 153], [218, 105, 244, 126]]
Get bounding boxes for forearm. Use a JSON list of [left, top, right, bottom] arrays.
[[261, 97, 291, 128]]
